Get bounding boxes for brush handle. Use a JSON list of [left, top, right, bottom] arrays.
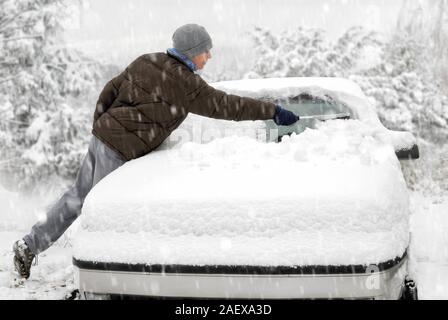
[[299, 113, 351, 121]]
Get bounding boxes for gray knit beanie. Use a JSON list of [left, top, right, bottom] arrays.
[[172, 24, 213, 59]]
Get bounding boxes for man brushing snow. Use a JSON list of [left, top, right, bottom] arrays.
[[13, 23, 300, 279]]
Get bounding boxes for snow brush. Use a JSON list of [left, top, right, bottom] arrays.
[[299, 112, 351, 121]]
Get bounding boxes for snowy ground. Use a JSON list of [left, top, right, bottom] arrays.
[[0, 144, 446, 300], [409, 192, 448, 299], [0, 188, 77, 300], [0, 232, 75, 300]]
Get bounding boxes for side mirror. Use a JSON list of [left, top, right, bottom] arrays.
[[395, 144, 419, 160]]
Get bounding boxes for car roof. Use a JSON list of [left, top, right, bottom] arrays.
[[211, 77, 366, 99]]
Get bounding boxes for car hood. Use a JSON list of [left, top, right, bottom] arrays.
[[74, 119, 410, 267]]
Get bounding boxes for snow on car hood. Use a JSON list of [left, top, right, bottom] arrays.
[[73, 119, 410, 267]]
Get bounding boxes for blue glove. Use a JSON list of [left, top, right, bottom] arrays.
[[273, 105, 300, 126]]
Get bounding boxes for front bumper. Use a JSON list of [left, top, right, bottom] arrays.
[[74, 251, 408, 300]]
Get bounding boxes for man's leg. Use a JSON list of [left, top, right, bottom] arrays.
[[23, 136, 125, 255], [92, 136, 127, 186], [22, 138, 96, 255]]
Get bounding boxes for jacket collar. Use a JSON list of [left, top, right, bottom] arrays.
[[166, 48, 197, 72]]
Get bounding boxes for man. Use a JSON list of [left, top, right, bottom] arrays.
[[13, 24, 300, 279]]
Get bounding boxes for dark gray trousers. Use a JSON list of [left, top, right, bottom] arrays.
[[24, 135, 125, 255]]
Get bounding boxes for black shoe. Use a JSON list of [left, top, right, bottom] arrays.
[[13, 240, 36, 279]]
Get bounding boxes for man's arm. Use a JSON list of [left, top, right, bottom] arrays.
[[183, 73, 276, 121], [93, 71, 127, 122]]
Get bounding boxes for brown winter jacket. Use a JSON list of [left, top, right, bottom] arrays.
[[92, 52, 276, 161]]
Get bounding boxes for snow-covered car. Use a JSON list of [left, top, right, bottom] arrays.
[[73, 77, 419, 300]]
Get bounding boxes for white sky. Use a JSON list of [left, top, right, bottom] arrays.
[[64, 0, 404, 71]]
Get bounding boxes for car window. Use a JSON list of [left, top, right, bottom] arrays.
[[263, 93, 353, 142]]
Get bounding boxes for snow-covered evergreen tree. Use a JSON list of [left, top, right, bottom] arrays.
[[0, 0, 103, 192], [245, 26, 383, 79]]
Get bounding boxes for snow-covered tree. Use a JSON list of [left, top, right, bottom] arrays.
[[351, 31, 448, 144], [0, 0, 103, 192], [245, 26, 383, 79], [397, 0, 448, 93]]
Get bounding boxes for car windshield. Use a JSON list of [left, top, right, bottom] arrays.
[[264, 93, 353, 142]]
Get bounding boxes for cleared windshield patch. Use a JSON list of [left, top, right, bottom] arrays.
[[263, 92, 353, 142]]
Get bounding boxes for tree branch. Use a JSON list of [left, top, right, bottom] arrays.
[[0, 9, 37, 30], [0, 58, 18, 66], [45, 63, 66, 73], [0, 157, 25, 166], [2, 34, 43, 42], [0, 23, 36, 34], [0, 73, 21, 85], [0, 118, 30, 125]]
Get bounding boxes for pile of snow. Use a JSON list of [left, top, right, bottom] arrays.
[[159, 112, 267, 150], [74, 117, 410, 267]]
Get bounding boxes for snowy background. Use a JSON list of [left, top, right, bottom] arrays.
[[0, 0, 447, 299]]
